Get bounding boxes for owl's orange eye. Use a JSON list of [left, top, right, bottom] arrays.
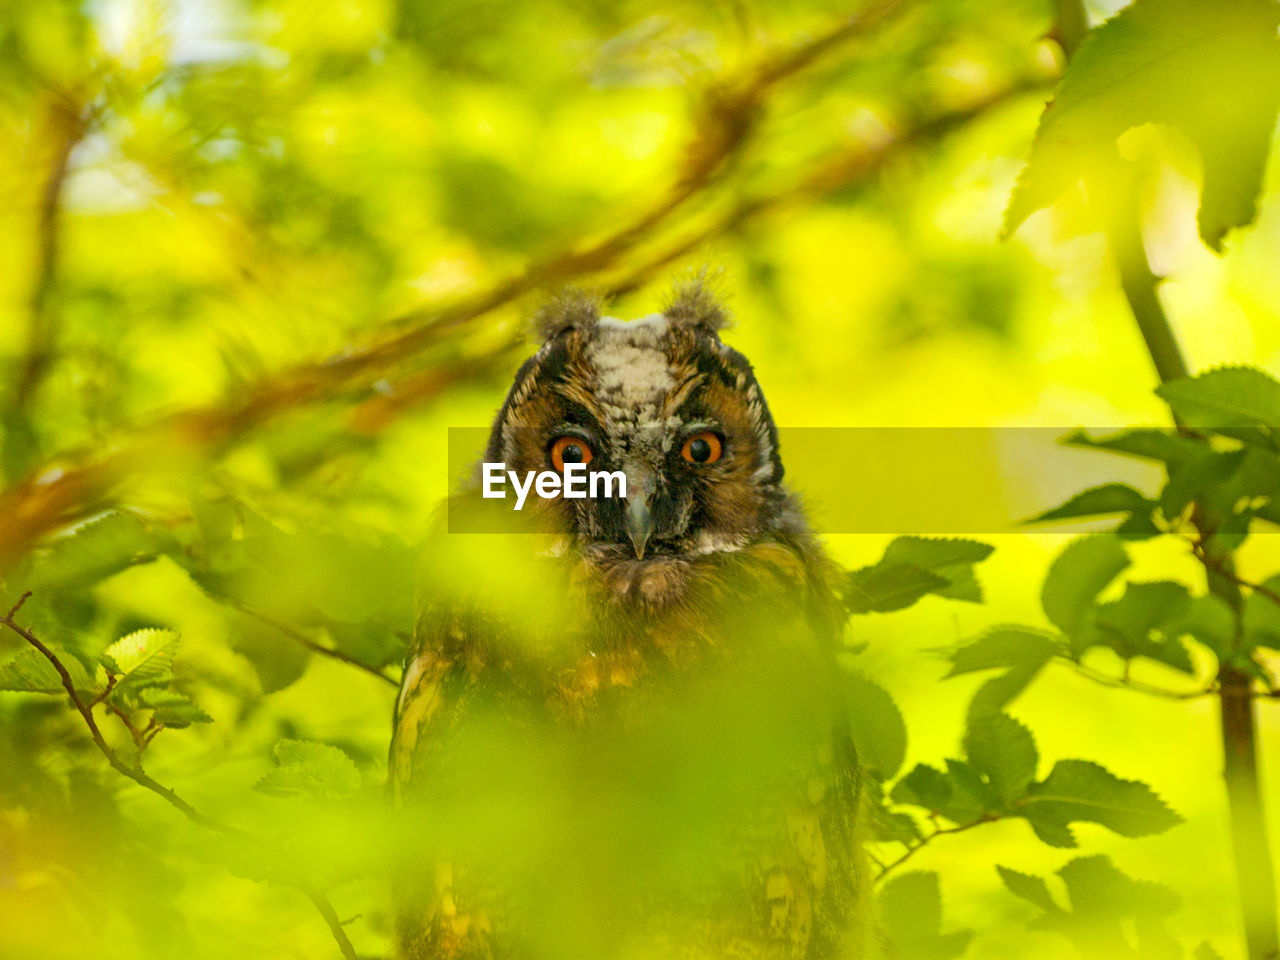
[[550, 435, 594, 472], [680, 431, 722, 465]]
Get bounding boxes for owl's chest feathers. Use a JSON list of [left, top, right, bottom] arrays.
[[551, 538, 828, 708]]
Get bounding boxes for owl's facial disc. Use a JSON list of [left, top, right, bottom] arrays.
[[486, 293, 785, 563]]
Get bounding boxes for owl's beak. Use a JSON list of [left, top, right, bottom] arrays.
[[626, 493, 654, 560]]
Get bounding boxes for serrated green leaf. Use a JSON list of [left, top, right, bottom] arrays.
[[968, 663, 1046, 718], [1092, 581, 1194, 672], [846, 563, 949, 614], [1160, 449, 1247, 517], [879, 871, 973, 960], [1005, 0, 1280, 249], [0, 645, 95, 694], [21, 512, 167, 592], [1019, 760, 1182, 846], [99, 629, 179, 689], [1032, 483, 1153, 524], [943, 758, 998, 824], [842, 668, 906, 781], [964, 712, 1038, 806], [1041, 536, 1130, 639], [138, 688, 212, 728], [1057, 855, 1180, 919], [1170, 594, 1237, 657], [946, 626, 1060, 677], [891, 764, 953, 812], [872, 806, 923, 845], [1063, 429, 1205, 467], [881, 537, 995, 568], [845, 537, 994, 614], [1157, 367, 1280, 437], [255, 739, 361, 801], [996, 865, 1061, 913]]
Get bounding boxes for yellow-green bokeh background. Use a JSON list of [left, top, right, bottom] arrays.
[[3, 0, 1280, 958]]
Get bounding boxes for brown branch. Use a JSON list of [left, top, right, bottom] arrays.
[[0, 593, 360, 960], [1192, 541, 1280, 610], [331, 80, 1047, 432], [232, 599, 399, 688], [876, 814, 998, 880], [0, 4, 910, 570], [1096, 119, 1279, 960], [607, 80, 1044, 300], [1066, 660, 1212, 700], [13, 96, 90, 411]]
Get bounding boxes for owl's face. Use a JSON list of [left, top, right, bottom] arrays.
[[483, 286, 787, 566]]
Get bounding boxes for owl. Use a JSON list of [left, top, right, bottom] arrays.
[[390, 283, 869, 960]]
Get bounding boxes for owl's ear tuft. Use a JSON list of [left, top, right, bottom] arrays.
[[663, 276, 729, 335], [532, 288, 603, 340]]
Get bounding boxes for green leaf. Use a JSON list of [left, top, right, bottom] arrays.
[[1019, 760, 1182, 848], [99, 628, 179, 689], [1063, 429, 1205, 467], [1057, 855, 1179, 919], [1156, 367, 1280, 437], [945, 626, 1060, 677], [1243, 575, 1280, 650], [964, 712, 1038, 806], [879, 872, 973, 960], [891, 764, 953, 812], [845, 564, 950, 614], [0, 645, 95, 694], [881, 537, 995, 568], [1170, 594, 1237, 657], [21, 512, 167, 592], [1041, 536, 1130, 639], [1000, 856, 1180, 956], [1159, 449, 1247, 517], [1092, 581, 1194, 672], [1031, 484, 1153, 524], [892, 761, 996, 827], [845, 537, 994, 614], [137, 688, 212, 728], [255, 739, 361, 801], [228, 614, 313, 694], [968, 663, 1046, 718], [1005, 0, 1280, 249], [996, 865, 1061, 914], [872, 805, 923, 845], [842, 668, 907, 781]]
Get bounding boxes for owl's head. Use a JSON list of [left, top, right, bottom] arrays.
[[483, 284, 792, 564]]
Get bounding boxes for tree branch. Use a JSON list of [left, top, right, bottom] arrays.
[[1066, 659, 1212, 700], [1099, 113, 1279, 960], [0, 3, 913, 570], [232, 599, 399, 688], [876, 814, 998, 880], [0, 593, 360, 960], [12, 96, 90, 412]]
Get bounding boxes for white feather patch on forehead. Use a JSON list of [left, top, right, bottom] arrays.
[[587, 314, 674, 430]]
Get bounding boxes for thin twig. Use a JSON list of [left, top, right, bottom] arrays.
[[0, 598, 360, 960], [876, 815, 997, 880], [234, 600, 399, 688], [1066, 660, 1213, 700], [1192, 540, 1280, 610]]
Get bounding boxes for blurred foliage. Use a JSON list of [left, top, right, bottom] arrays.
[[2, 0, 1280, 958]]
